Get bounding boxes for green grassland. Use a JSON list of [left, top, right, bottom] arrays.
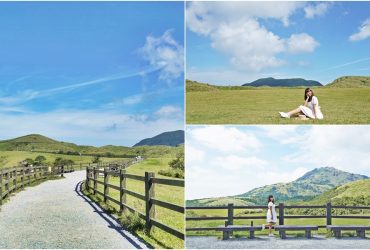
[[84, 158, 184, 249], [0, 151, 126, 169], [186, 81, 370, 124], [186, 208, 370, 237]]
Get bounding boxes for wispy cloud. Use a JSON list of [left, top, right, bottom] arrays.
[[319, 57, 370, 72], [139, 30, 184, 83], [349, 18, 370, 42]]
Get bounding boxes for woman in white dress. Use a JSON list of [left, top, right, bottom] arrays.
[[262, 195, 277, 237], [279, 88, 324, 119]]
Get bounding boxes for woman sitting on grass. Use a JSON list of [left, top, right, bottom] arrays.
[[279, 88, 324, 119], [262, 195, 277, 237]]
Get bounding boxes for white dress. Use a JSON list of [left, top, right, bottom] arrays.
[[299, 96, 324, 119], [266, 202, 277, 223]]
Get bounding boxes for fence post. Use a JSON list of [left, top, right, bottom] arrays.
[[326, 202, 332, 225], [5, 170, 9, 195], [85, 167, 89, 191], [21, 168, 25, 188], [227, 203, 234, 236], [145, 172, 155, 232], [104, 168, 109, 203], [61, 165, 64, 177], [279, 203, 285, 225], [0, 170, 3, 205], [94, 167, 98, 195], [119, 167, 126, 213], [13, 169, 17, 191]]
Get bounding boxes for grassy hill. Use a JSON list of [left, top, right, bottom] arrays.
[[243, 77, 322, 87], [326, 76, 370, 88], [0, 134, 183, 158], [133, 130, 184, 147], [186, 197, 253, 207], [187, 167, 368, 206], [301, 178, 370, 206]]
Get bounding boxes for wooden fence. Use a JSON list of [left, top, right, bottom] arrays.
[[85, 166, 185, 240], [186, 203, 370, 231], [0, 165, 69, 206]]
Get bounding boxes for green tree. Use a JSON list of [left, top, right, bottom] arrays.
[[24, 158, 34, 165], [92, 156, 101, 164], [169, 152, 184, 171], [34, 155, 46, 166]]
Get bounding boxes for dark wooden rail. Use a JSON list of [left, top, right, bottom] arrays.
[[85, 166, 185, 240], [186, 203, 370, 231]]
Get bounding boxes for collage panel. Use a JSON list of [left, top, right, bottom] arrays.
[[0, 1, 184, 249], [185, 125, 370, 249], [186, 1, 370, 124]]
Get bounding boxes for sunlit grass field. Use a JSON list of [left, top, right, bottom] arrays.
[[85, 158, 184, 249], [186, 87, 370, 124], [0, 151, 126, 169], [186, 208, 370, 237]]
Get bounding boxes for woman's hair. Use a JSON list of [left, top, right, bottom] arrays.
[[267, 195, 274, 204], [304, 88, 314, 102]]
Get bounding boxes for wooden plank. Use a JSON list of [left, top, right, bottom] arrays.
[[94, 189, 105, 197], [275, 225, 318, 230], [105, 195, 121, 206], [326, 202, 332, 225], [152, 177, 184, 187], [327, 225, 370, 230], [285, 205, 326, 209], [122, 188, 145, 201], [95, 179, 105, 186], [186, 216, 228, 221], [285, 215, 326, 219], [151, 198, 184, 213], [124, 173, 145, 182], [332, 215, 370, 219], [151, 219, 184, 240], [106, 183, 120, 191], [332, 206, 370, 209], [186, 206, 229, 210], [121, 203, 146, 220], [233, 216, 266, 220], [186, 227, 223, 231]]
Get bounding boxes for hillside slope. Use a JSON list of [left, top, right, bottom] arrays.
[[0, 134, 183, 158], [326, 76, 370, 88], [133, 130, 184, 147], [236, 167, 368, 204], [243, 77, 322, 87]]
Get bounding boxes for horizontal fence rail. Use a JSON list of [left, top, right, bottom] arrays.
[[0, 165, 70, 205], [85, 166, 185, 240], [186, 203, 370, 232]]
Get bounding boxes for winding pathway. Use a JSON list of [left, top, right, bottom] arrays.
[[0, 171, 148, 249]]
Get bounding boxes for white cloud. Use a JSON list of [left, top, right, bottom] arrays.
[[282, 126, 370, 173], [304, 2, 331, 19], [211, 19, 285, 71], [155, 105, 182, 118], [188, 126, 262, 153], [212, 155, 267, 171], [140, 30, 184, 82], [186, 2, 319, 72], [0, 109, 183, 147], [349, 18, 370, 41], [287, 33, 320, 54]]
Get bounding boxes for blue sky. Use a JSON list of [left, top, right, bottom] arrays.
[[186, 125, 370, 200], [187, 1, 370, 85], [0, 2, 184, 146]]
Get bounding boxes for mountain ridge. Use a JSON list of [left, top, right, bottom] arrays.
[[133, 130, 184, 147], [243, 77, 322, 87]]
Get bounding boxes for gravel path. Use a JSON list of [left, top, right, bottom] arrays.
[[0, 171, 148, 249], [186, 236, 370, 249]]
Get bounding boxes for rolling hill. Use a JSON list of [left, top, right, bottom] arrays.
[[187, 167, 368, 206], [243, 77, 322, 87], [0, 134, 183, 158], [133, 130, 184, 147], [326, 76, 370, 88], [236, 167, 368, 204]]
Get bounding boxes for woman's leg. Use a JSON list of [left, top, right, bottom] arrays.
[[287, 107, 302, 117]]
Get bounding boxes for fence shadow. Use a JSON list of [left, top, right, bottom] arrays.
[[74, 181, 153, 249]]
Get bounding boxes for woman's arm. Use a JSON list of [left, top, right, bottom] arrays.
[[304, 96, 309, 107], [313, 104, 318, 118]]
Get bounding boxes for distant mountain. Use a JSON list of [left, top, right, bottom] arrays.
[[133, 130, 184, 147], [236, 167, 368, 204], [186, 80, 220, 92], [326, 76, 370, 88], [0, 134, 182, 158], [243, 77, 322, 87], [187, 167, 368, 206]]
